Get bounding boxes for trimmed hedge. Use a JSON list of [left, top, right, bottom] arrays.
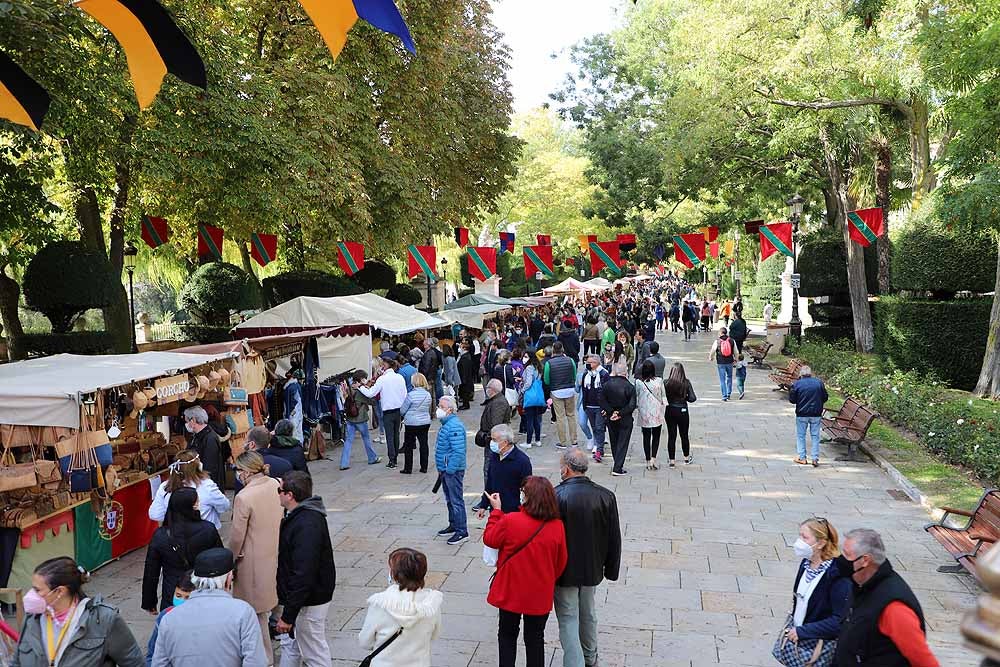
[[176, 324, 234, 344], [891, 225, 997, 296], [20, 332, 115, 356], [874, 296, 991, 391], [262, 269, 362, 307], [351, 261, 397, 291], [791, 339, 1000, 484], [179, 262, 260, 325], [22, 241, 120, 333], [385, 283, 422, 306], [798, 229, 878, 297], [743, 284, 781, 319]]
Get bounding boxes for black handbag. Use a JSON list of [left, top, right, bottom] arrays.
[[359, 627, 403, 667]]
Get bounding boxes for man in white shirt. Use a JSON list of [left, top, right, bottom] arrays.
[[359, 354, 408, 468]]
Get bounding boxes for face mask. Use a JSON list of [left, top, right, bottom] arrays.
[[522, 357, 529, 364], [23, 589, 48, 615], [172, 596, 187, 608], [793, 538, 814, 559], [489, 440, 500, 454], [184, 422, 194, 433], [387, 572, 395, 586], [435, 408, 447, 420], [519, 491, 526, 506], [835, 554, 863, 579]]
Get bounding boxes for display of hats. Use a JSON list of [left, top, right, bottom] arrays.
[[182, 380, 199, 402], [208, 370, 222, 389], [195, 375, 210, 399], [130, 390, 148, 418], [217, 367, 231, 385]]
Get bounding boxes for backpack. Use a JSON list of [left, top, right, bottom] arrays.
[[344, 388, 360, 419], [718, 337, 733, 359]]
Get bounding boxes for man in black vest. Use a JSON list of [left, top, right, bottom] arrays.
[[835, 528, 939, 667]]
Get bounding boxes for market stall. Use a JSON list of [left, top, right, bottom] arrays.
[[0, 351, 237, 588], [582, 277, 613, 291], [542, 277, 600, 298]]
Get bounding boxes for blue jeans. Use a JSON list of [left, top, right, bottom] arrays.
[[797, 416, 822, 460], [735, 367, 747, 396], [523, 406, 544, 444], [716, 363, 734, 398], [584, 406, 606, 453], [576, 395, 593, 441], [441, 470, 468, 537], [341, 421, 378, 467]]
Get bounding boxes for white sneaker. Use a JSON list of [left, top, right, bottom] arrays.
[[518, 442, 532, 449]]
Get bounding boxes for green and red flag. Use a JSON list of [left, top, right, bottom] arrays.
[[536, 234, 551, 246], [407, 245, 437, 280], [466, 246, 497, 281], [617, 233, 637, 252], [589, 241, 623, 276], [523, 245, 555, 280], [759, 223, 794, 261], [846, 208, 884, 247], [673, 233, 706, 268], [140, 215, 170, 249], [454, 227, 469, 248], [249, 233, 278, 267], [336, 241, 365, 276], [197, 223, 223, 261]]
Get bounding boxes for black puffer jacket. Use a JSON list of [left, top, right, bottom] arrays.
[[278, 496, 336, 625], [265, 435, 309, 472], [554, 476, 621, 587], [142, 520, 222, 611]]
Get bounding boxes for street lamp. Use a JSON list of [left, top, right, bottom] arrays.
[[734, 230, 742, 299], [702, 264, 707, 286], [440, 257, 448, 304], [535, 271, 543, 296], [787, 193, 805, 345], [123, 242, 138, 353]]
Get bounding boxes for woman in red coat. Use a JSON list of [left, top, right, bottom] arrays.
[[484, 475, 568, 667]]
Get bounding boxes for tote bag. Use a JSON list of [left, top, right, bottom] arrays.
[[771, 614, 837, 667], [523, 377, 545, 409]]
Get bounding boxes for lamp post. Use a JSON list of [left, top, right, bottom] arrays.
[[734, 230, 742, 298], [702, 264, 707, 286], [123, 242, 138, 353], [715, 269, 721, 295], [787, 193, 805, 345], [440, 257, 448, 304], [535, 271, 543, 296], [425, 238, 434, 310]]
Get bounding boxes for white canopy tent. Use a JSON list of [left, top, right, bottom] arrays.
[[0, 351, 238, 429], [582, 277, 613, 291], [542, 278, 598, 296]]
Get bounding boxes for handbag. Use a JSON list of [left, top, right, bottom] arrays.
[[771, 614, 837, 667], [358, 628, 403, 667], [523, 377, 545, 409], [0, 446, 38, 492], [474, 430, 489, 448], [483, 545, 499, 567]]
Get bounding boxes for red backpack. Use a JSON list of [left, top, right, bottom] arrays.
[[718, 336, 733, 359]]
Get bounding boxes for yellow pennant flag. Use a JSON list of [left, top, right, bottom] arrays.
[[724, 239, 735, 256]]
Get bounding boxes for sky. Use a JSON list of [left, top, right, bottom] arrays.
[[490, 0, 624, 113]]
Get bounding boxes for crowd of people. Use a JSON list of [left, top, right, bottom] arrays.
[[4, 274, 942, 667]]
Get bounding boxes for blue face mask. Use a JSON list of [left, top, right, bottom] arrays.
[[489, 440, 500, 454], [172, 596, 187, 608]]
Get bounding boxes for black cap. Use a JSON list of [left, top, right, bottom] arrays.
[[193, 547, 234, 577]]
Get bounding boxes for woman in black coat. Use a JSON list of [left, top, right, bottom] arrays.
[[142, 486, 222, 612]]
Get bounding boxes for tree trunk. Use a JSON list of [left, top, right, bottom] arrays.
[[820, 125, 875, 352], [0, 269, 26, 360], [75, 187, 105, 255], [239, 242, 258, 282], [975, 235, 1000, 399], [284, 221, 305, 271], [910, 97, 936, 200], [873, 136, 892, 294], [822, 187, 840, 227]]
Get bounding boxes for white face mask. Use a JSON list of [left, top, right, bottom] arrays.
[[435, 408, 448, 420], [793, 537, 815, 559], [519, 491, 526, 506], [387, 572, 395, 586]]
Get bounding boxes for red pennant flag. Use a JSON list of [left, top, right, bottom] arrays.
[[466, 246, 497, 281], [140, 215, 170, 249], [454, 227, 469, 248], [673, 234, 706, 268], [709, 241, 720, 259], [565, 257, 575, 267], [536, 234, 551, 246], [744, 220, 764, 234], [523, 245, 555, 280], [701, 226, 719, 242], [589, 241, 622, 275], [616, 233, 637, 251], [407, 245, 437, 280], [759, 223, 794, 261], [847, 208, 885, 247], [197, 223, 223, 260], [336, 241, 365, 276], [249, 233, 278, 267]]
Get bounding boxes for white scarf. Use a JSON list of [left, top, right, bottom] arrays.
[[584, 369, 602, 389]]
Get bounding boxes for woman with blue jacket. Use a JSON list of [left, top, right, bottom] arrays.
[[400, 372, 433, 474], [783, 517, 851, 649]]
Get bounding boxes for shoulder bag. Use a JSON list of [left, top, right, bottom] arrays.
[[488, 519, 548, 588], [359, 627, 403, 667], [771, 614, 836, 667]]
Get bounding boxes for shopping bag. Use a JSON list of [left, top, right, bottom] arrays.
[[0, 447, 37, 492], [523, 378, 545, 408], [772, 614, 837, 667]]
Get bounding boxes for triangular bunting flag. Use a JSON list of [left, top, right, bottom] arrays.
[[296, 0, 416, 63], [617, 233, 637, 252], [846, 208, 885, 247], [578, 234, 597, 254], [709, 241, 720, 259], [523, 245, 555, 280], [466, 246, 497, 281], [454, 227, 469, 248], [673, 234, 706, 268], [140, 215, 170, 249], [499, 232, 515, 255], [407, 245, 437, 280], [249, 233, 278, 267], [75, 0, 207, 110], [197, 223, 223, 261], [759, 223, 794, 261], [653, 244, 666, 261], [589, 241, 623, 276], [565, 257, 575, 267], [337, 241, 365, 276], [723, 239, 735, 256], [536, 234, 551, 246], [0, 52, 51, 131]]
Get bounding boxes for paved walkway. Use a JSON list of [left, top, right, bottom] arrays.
[[93, 326, 981, 666]]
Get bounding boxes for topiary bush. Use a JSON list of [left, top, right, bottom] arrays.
[[175, 324, 235, 343], [351, 260, 397, 291], [874, 296, 992, 391], [798, 229, 878, 297], [385, 283, 422, 306], [262, 269, 362, 307], [179, 262, 260, 326], [19, 332, 116, 356], [22, 241, 120, 333], [891, 225, 997, 297]]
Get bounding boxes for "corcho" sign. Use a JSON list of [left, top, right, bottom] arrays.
[[155, 374, 191, 404]]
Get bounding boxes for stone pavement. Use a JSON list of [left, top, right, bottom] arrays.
[[91, 325, 982, 666]]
